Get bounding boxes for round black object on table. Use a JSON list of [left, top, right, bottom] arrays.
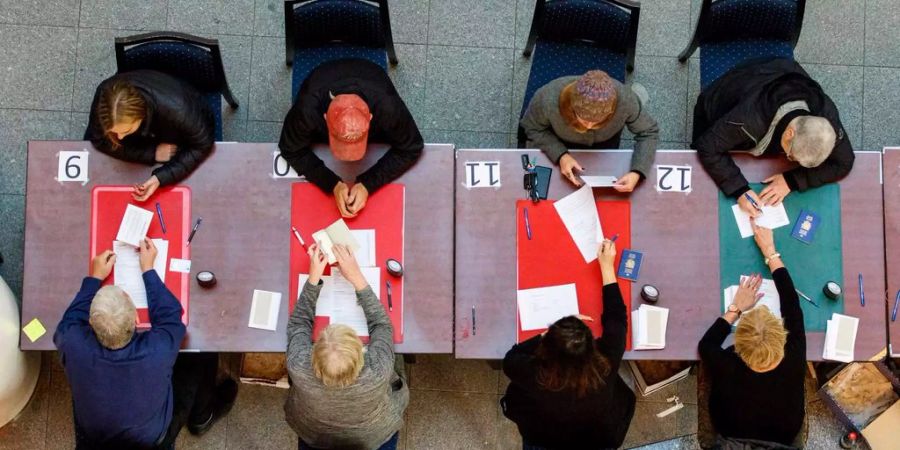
[[823, 281, 842, 300], [197, 271, 217, 288], [641, 284, 659, 303], [386, 259, 403, 277]]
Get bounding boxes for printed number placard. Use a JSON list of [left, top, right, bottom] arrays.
[[463, 161, 501, 188], [655, 165, 692, 193], [56, 151, 89, 184], [272, 151, 301, 179]]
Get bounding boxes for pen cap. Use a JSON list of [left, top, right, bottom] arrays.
[[640, 284, 659, 303], [823, 281, 841, 300], [386, 258, 403, 277], [197, 271, 217, 288]]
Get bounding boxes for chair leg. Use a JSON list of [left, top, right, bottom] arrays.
[[678, 41, 698, 63], [387, 43, 399, 66], [222, 87, 239, 109]]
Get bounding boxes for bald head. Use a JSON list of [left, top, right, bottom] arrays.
[[89, 285, 136, 350], [787, 116, 836, 168]]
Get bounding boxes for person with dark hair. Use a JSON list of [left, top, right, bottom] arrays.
[[501, 239, 634, 449]]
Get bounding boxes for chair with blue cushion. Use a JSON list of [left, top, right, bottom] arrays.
[[518, 0, 641, 148], [284, 0, 398, 100], [115, 32, 239, 141], [678, 0, 806, 90]]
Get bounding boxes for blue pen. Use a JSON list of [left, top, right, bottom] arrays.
[[610, 233, 619, 242], [858, 273, 865, 306], [524, 208, 533, 240], [743, 192, 762, 212], [892, 290, 899, 322], [155, 202, 167, 234]]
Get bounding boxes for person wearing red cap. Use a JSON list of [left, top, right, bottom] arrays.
[[279, 59, 424, 218]]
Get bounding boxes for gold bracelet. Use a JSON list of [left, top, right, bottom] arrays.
[[765, 252, 781, 265]]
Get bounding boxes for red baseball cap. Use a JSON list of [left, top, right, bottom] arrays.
[[325, 94, 371, 161]]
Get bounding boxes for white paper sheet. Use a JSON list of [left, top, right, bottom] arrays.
[[351, 229, 377, 267], [311, 219, 361, 264], [722, 276, 782, 326], [731, 203, 790, 238], [580, 175, 618, 187], [115, 204, 154, 247], [823, 313, 859, 362], [553, 185, 603, 263], [112, 239, 168, 309], [631, 305, 669, 350], [301, 268, 381, 337], [248, 289, 282, 331], [516, 283, 579, 331], [169, 258, 191, 273]]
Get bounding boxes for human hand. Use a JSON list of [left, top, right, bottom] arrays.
[[347, 183, 369, 216], [333, 182, 353, 218], [732, 273, 764, 312], [751, 219, 776, 256], [155, 143, 177, 162], [737, 190, 762, 218], [559, 153, 584, 187], [307, 242, 328, 285], [138, 238, 158, 273], [333, 244, 367, 290], [90, 250, 117, 280], [598, 239, 617, 269], [575, 314, 594, 324], [613, 171, 640, 193], [132, 175, 160, 202], [760, 174, 791, 206]]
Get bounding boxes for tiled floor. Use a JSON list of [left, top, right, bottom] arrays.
[[1, 0, 895, 448]]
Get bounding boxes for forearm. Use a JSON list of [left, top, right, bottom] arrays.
[[627, 112, 659, 178], [144, 271, 184, 326], [152, 144, 211, 185], [698, 318, 730, 359], [356, 145, 422, 193], [357, 286, 392, 336], [288, 281, 319, 351]]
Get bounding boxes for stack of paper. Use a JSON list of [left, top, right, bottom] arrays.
[[299, 267, 381, 337], [722, 276, 782, 326], [823, 313, 859, 362], [248, 290, 282, 331], [580, 175, 618, 187], [516, 283, 579, 331], [631, 305, 669, 350], [554, 185, 603, 263], [113, 239, 168, 309], [731, 203, 790, 238]]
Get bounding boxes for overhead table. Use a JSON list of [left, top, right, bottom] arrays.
[[884, 147, 900, 357]]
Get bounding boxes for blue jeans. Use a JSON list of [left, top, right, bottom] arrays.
[[523, 444, 547, 450], [299, 432, 399, 450]]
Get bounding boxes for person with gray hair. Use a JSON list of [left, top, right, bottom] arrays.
[[692, 57, 855, 217]]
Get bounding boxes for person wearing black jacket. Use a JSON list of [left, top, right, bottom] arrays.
[[699, 221, 806, 447], [85, 70, 215, 202], [279, 58, 424, 218], [692, 57, 854, 217], [501, 240, 635, 450]]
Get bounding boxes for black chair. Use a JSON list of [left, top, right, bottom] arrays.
[[115, 31, 240, 141], [284, 0, 398, 100], [518, 0, 641, 147], [678, 0, 806, 89]]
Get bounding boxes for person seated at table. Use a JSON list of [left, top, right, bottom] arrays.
[[699, 221, 806, 446], [520, 70, 659, 192], [500, 239, 635, 449], [54, 239, 237, 450], [286, 243, 408, 450], [85, 70, 216, 202], [693, 57, 854, 217], [279, 59, 424, 218]]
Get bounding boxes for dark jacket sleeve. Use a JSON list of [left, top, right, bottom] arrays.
[[355, 101, 424, 193], [84, 85, 157, 165], [693, 104, 754, 197], [595, 282, 628, 373], [782, 132, 854, 192], [150, 101, 215, 186], [502, 335, 542, 383], [143, 270, 186, 352], [358, 285, 396, 377], [53, 277, 102, 346], [278, 101, 342, 193], [771, 267, 805, 354], [698, 318, 732, 375]]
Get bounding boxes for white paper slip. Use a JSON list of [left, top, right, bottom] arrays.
[[823, 313, 859, 362], [553, 185, 603, 263], [631, 305, 669, 350], [112, 239, 168, 309], [731, 203, 790, 238], [248, 290, 282, 331], [116, 204, 154, 247], [351, 229, 377, 267], [722, 276, 782, 326], [311, 219, 361, 264], [580, 175, 618, 187], [517, 283, 579, 331], [169, 258, 192, 273]]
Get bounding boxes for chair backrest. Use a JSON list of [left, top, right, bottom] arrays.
[[534, 0, 639, 54], [115, 32, 228, 94], [285, 0, 387, 49], [697, 0, 805, 46]]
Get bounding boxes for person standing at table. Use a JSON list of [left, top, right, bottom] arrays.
[[692, 57, 854, 218], [85, 70, 216, 202], [54, 239, 237, 450], [500, 240, 635, 450], [285, 243, 408, 450], [699, 221, 806, 446], [520, 70, 659, 192], [279, 58, 424, 218]]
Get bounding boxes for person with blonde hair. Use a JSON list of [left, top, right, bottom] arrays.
[[85, 70, 216, 202], [699, 221, 806, 447], [286, 243, 408, 450]]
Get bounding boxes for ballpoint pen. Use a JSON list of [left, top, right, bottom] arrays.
[[795, 288, 819, 308], [858, 273, 865, 306], [610, 234, 619, 242], [472, 306, 476, 336], [186, 218, 202, 246], [386, 280, 393, 312], [155, 202, 167, 234], [291, 226, 308, 251], [743, 192, 763, 212], [524, 207, 532, 240], [892, 289, 899, 322]]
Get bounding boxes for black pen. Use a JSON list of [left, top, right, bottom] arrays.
[[524, 207, 532, 240], [155, 202, 167, 234], [386, 280, 393, 312], [472, 306, 476, 335], [186, 217, 203, 246]]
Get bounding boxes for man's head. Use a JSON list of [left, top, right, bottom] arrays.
[[734, 306, 787, 372], [560, 70, 618, 132], [324, 94, 372, 162], [89, 285, 137, 350], [312, 324, 364, 388], [782, 116, 836, 168]]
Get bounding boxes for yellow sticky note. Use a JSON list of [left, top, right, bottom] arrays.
[[23, 318, 46, 342]]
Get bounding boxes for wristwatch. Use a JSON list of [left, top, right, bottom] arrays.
[[727, 304, 742, 316]]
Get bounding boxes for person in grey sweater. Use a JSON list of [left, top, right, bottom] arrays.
[[285, 243, 408, 450], [521, 70, 659, 192]]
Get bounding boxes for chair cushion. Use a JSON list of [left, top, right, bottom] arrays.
[[291, 0, 384, 48], [700, 39, 794, 89], [703, 0, 799, 44], [202, 92, 223, 141], [539, 0, 631, 53], [291, 45, 388, 100], [121, 42, 222, 93], [520, 40, 626, 117]]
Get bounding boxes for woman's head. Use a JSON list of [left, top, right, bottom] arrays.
[[559, 70, 618, 133], [734, 306, 787, 372], [97, 80, 146, 147], [535, 316, 610, 397], [312, 324, 365, 388]]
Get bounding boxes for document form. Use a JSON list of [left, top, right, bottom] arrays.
[[115, 204, 154, 247], [113, 239, 168, 309], [516, 283, 579, 331], [731, 203, 790, 238], [722, 276, 782, 326], [554, 185, 603, 263], [300, 267, 381, 337]]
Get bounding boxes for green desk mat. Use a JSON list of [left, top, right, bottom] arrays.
[[718, 183, 843, 331]]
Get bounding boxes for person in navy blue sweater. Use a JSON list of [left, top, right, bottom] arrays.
[[55, 239, 236, 450]]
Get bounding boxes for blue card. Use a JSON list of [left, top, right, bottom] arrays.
[[791, 209, 820, 244], [617, 250, 643, 281]]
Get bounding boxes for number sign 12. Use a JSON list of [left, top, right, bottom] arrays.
[[272, 151, 301, 179], [56, 151, 89, 184], [655, 165, 692, 193]]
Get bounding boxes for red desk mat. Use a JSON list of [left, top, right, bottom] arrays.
[[516, 199, 632, 349], [89, 186, 191, 327], [288, 183, 405, 343]]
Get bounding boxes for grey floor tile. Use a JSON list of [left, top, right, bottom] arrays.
[[803, 64, 864, 149], [44, 369, 75, 450], [676, 373, 698, 405], [70, 112, 90, 140], [0, 0, 80, 27], [408, 354, 499, 393], [167, 0, 255, 37], [79, 0, 167, 30], [0, 109, 73, 195], [176, 414, 228, 450], [391, 0, 429, 45], [428, 0, 515, 48], [421, 129, 509, 149], [684, 58, 700, 143], [863, 67, 900, 151], [389, 44, 427, 128], [222, 116, 248, 142], [246, 120, 282, 143], [213, 34, 254, 121], [72, 27, 125, 113], [424, 45, 512, 133], [0, 194, 25, 300], [806, 396, 860, 450], [509, 51, 531, 134], [0, 343, 49, 449], [498, 371, 510, 395], [630, 434, 701, 450], [0, 25, 76, 111], [254, 0, 284, 37], [226, 383, 295, 450], [674, 404, 698, 438], [514, 0, 537, 50], [632, 56, 688, 143], [496, 400, 522, 450], [248, 36, 293, 122], [795, 0, 865, 66], [622, 400, 678, 449], [865, 0, 900, 67], [636, 0, 692, 58], [406, 390, 499, 450]]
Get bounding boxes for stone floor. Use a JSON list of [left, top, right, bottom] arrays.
[[1, 0, 897, 448]]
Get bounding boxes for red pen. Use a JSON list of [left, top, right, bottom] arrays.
[[291, 226, 308, 251]]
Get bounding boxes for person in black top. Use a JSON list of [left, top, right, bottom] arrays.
[[501, 239, 635, 450], [699, 220, 806, 447], [279, 58, 424, 218], [692, 57, 854, 218], [85, 70, 215, 202]]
